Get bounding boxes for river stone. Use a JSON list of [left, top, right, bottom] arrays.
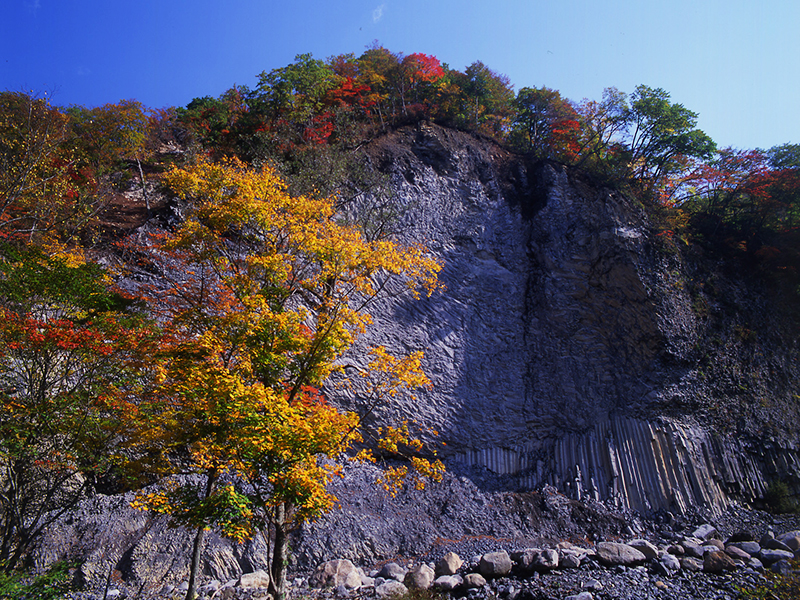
[[309, 560, 362, 589], [627, 539, 658, 560], [763, 538, 793, 552], [692, 524, 717, 540], [725, 545, 752, 561], [375, 580, 408, 598], [433, 575, 463, 591], [680, 557, 703, 572], [435, 552, 463, 576], [237, 570, 270, 589], [730, 541, 761, 555], [779, 530, 800, 550], [377, 562, 406, 582], [660, 553, 681, 573], [479, 551, 512, 577], [463, 573, 487, 589], [704, 551, 736, 573], [560, 549, 582, 569], [595, 542, 647, 566], [404, 564, 434, 590], [565, 593, 594, 600], [759, 548, 794, 564]]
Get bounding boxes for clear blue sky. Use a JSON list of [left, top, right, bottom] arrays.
[[2, 0, 798, 151]]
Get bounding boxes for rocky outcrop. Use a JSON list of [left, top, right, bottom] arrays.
[[334, 123, 800, 514]]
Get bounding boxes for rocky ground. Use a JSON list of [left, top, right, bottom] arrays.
[[51, 482, 800, 600]]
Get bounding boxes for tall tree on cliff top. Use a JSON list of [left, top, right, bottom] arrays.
[[129, 157, 443, 600], [622, 85, 716, 195]]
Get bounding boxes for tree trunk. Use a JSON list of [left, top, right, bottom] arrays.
[[269, 502, 287, 600], [136, 158, 151, 220], [186, 469, 217, 600]]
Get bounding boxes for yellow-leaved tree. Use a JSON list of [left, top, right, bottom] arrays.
[[127, 157, 443, 600]]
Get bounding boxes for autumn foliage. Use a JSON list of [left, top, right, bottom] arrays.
[[1, 41, 800, 592]]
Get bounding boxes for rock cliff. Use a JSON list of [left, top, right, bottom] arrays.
[[335, 123, 800, 515]]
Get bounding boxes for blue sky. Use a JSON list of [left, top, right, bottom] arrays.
[[2, 0, 798, 151]]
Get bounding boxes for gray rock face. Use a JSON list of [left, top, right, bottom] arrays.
[[336, 123, 800, 515]]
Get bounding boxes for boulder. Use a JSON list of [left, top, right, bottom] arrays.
[[237, 570, 270, 589], [692, 524, 717, 540], [759, 548, 794, 565], [724, 545, 752, 561], [463, 573, 487, 589], [435, 552, 463, 576], [726, 531, 756, 544], [779, 530, 800, 551], [680, 557, 703, 572], [559, 549, 582, 569], [515, 548, 558, 573], [681, 540, 704, 558], [479, 551, 512, 577], [659, 553, 681, 573], [309, 560, 362, 589], [627, 539, 658, 560], [595, 542, 647, 566], [706, 539, 725, 551], [532, 549, 559, 572], [404, 564, 435, 590], [729, 541, 761, 556], [376, 562, 406, 582], [433, 575, 463, 591], [703, 551, 736, 573], [771, 559, 793, 575], [565, 593, 594, 600], [375, 580, 408, 598], [763, 538, 793, 553]]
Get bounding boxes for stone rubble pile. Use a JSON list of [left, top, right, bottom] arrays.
[[114, 523, 799, 600]]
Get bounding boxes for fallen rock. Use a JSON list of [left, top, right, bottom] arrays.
[[595, 542, 647, 566], [692, 524, 717, 540], [627, 539, 658, 560], [463, 573, 487, 589], [433, 574, 463, 591], [376, 562, 406, 582], [375, 580, 407, 598], [479, 551, 512, 577], [435, 552, 463, 576], [404, 564, 435, 590], [237, 570, 270, 589], [703, 551, 736, 573], [759, 548, 794, 565], [309, 560, 362, 589]]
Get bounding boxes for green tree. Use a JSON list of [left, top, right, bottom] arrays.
[[622, 85, 716, 193], [0, 245, 154, 572]]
